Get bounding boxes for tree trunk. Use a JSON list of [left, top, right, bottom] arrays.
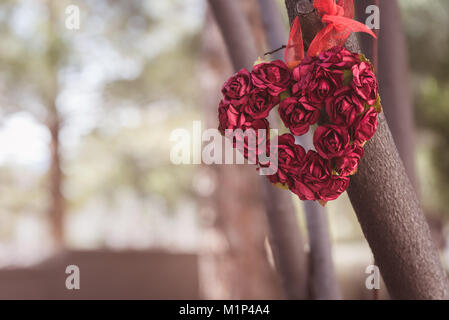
[[198, 10, 283, 299], [259, 181, 308, 299], [356, 0, 417, 190], [258, 0, 341, 300], [47, 104, 64, 248], [209, 0, 308, 299], [46, 0, 65, 249], [284, 0, 449, 299]]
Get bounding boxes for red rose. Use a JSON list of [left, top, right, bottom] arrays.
[[279, 96, 320, 136], [293, 62, 344, 105], [225, 118, 270, 164], [222, 69, 252, 105], [244, 89, 279, 119], [351, 107, 378, 144], [325, 86, 365, 126], [293, 151, 350, 201], [293, 150, 333, 200], [318, 175, 350, 201], [334, 144, 364, 176], [318, 46, 359, 69], [351, 61, 378, 105], [251, 60, 292, 96], [267, 134, 306, 187], [218, 100, 251, 134], [291, 55, 317, 92], [313, 124, 351, 159], [291, 178, 316, 201]]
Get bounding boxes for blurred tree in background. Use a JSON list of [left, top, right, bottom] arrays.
[[400, 0, 449, 214], [0, 0, 205, 261]]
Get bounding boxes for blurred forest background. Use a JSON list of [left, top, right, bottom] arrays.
[[0, 0, 448, 299]]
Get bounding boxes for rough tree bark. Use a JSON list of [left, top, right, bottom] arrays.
[[198, 11, 283, 299], [356, 0, 417, 190], [258, 0, 341, 300], [209, 0, 308, 299], [285, 0, 449, 299]]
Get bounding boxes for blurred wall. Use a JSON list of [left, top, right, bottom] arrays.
[[0, 250, 199, 299]]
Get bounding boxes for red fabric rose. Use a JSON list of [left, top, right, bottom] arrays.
[[217, 45, 382, 204], [218, 100, 250, 134], [318, 175, 350, 201], [279, 96, 321, 136], [222, 68, 252, 105], [334, 144, 364, 176], [351, 107, 378, 144], [293, 62, 344, 104], [291, 178, 316, 201], [351, 61, 378, 105], [325, 86, 365, 126], [313, 124, 351, 159], [267, 134, 306, 187], [225, 118, 270, 164], [251, 60, 291, 96], [293, 150, 333, 200], [293, 151, 350, 201], [291, 55, 317, 92], [244, 89, 279, 119], [318, 46, 359, 69]]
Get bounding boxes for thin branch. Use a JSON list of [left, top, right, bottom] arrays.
[[258, 0, 341, 300], [264, 45, 286, 57], [209, 0, 309, 299]]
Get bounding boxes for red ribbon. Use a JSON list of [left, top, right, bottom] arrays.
[[284, 16, 304, 69], [309, 0, 376, 56], [285, 0, 377, 67]]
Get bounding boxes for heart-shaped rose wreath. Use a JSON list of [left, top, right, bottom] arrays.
[[217, 1, 382, 204]]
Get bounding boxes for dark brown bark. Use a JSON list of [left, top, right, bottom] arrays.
[[285, 0, 449, 299], [198, 11, 283, 299], [356, 0, 417, 190], [258, 0, 341, 300], [209, 0, 308, 299]]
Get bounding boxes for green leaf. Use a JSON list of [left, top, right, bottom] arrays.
[[275, 182, 289, 190], [280, 89, 291, 102], [372, 95, 383, 113], [343, 69, 353, 86]]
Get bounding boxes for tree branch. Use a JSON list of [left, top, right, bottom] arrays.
[[264, 45, 286, 57], [209, 0, 308, 299], [198, 11, 283, 299], [258, 0, 341, 300], [284, 0, 449, 299]]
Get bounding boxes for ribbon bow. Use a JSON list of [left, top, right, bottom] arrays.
[[285, 0, 376, 67]]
